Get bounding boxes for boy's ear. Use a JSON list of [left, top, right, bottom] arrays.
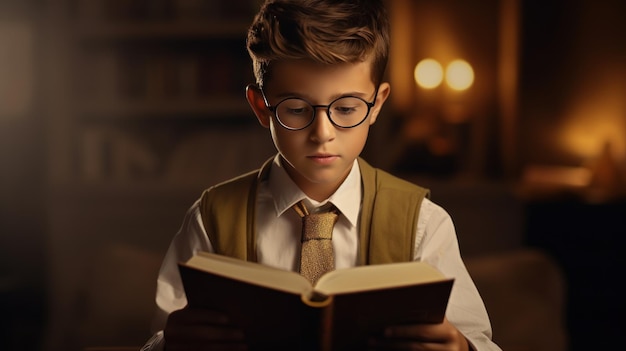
[[368, 82, 391, 125], [246, 84, 271, 128]]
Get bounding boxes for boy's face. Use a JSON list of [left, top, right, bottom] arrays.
[[247, 58, 390, 201]]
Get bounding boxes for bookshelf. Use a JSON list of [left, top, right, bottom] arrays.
[[42, 1, 276, 349], [45, 0, 272, 187]]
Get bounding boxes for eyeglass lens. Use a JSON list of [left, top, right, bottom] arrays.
[[275, 97, 369, 129]]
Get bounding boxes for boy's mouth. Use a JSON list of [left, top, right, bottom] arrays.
[[308, 154, 338, 163], [309, 153, 336, 158]]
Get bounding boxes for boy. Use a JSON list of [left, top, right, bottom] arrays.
[[142, 0, 501, 350]]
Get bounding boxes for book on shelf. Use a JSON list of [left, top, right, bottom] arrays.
[[179, 251, 454, 351]]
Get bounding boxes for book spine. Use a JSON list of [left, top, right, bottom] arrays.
[[299, 299, 334, 351], [299, 304, 319, 351], [318, 296, 334, 351]]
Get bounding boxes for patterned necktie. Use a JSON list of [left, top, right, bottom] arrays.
[[293, 201, 338, 285]]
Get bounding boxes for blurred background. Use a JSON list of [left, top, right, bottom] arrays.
[[0, 0, 624, 350]]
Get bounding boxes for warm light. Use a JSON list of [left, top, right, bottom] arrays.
[[414, 59, 443, 89], [445, 60, 474, 91], [522, 166, 592, 188], [557, 76, 626, 162]]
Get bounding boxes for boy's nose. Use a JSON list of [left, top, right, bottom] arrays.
[[309, 109, 335, 143]]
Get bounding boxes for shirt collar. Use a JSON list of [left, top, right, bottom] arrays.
[[268, 155, 362, 228]]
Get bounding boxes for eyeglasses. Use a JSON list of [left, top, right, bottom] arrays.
[[261, 89, 378, 131]]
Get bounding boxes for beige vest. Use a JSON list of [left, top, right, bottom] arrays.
[[200, 157, 429, 265]]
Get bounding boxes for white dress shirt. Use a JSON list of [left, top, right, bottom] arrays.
[[142, 156, 502, 351]]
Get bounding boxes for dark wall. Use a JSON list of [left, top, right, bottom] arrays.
[[0, 1, 46, 351], [519, 0, 626, 165]]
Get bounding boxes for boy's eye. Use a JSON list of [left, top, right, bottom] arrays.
[[332, 105, 358, 115], [279, 99, 312, 116], [287, 107, 307, 115], [331, 97, 366, 116]]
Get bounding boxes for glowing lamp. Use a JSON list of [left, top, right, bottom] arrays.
[[414, 59, 443, 89], [445, 59, 474, 91]]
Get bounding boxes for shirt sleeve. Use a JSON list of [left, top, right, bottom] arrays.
[[141, 199, 214, 351], [414, 198, 502, 351]]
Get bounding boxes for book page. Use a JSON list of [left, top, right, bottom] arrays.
[[314, 261, 450, 295], [184, 252, 313, 295]]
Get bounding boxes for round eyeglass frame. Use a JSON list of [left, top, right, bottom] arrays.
[[261, 88, 379, 131]]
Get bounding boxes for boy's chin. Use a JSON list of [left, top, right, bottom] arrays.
[[302, 169, 350, 188]]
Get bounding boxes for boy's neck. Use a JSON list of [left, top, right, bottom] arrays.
[[280, 157, 352, 202]]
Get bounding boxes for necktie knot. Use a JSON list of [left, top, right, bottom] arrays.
[[300, 212, 338, 241]]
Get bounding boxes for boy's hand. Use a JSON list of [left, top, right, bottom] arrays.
[[164, 307, 248, 351], [369, 318, 471, 351]]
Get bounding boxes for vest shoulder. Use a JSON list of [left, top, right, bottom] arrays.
[[201, 169, 258, 200], [358, 158, 429, 195], [377, 168, 429, 195]]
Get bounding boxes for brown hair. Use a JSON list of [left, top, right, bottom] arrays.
[[246, 0, 390, 87]]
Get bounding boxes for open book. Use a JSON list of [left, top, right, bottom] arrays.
[[179, 252, 454, 351]]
